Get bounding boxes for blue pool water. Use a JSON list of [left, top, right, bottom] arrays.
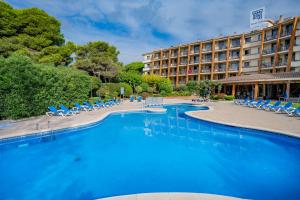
[[1, 104, 300, 200]]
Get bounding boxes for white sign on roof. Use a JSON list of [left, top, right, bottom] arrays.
[[250, 7, 267, 29]]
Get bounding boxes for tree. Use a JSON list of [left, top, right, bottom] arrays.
[[0, 1, 65, 58], [124, 61, 144, 73], [117, 71, 142, 89], [74, 41, 122, 82], [142, 74, 173, 94]]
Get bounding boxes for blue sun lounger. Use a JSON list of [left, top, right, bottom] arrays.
[[265, 101, 281, 111], [275, 102, 293, 113], [75, 103, 91, 111], [60, 105, 79, 115], [249, 99, 263, 107], [130, 96, 135, 102], [46, 106, 68, 117], [286, 107, 300, 116], [137, 96, 142, 102], [257, 100, 271, 109], [83, 102, 97, 110]]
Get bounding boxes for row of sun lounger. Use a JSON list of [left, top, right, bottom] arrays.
[[46, 99, 120, 117], [234, 98, 300, 117], [130, 96, 142, 102]]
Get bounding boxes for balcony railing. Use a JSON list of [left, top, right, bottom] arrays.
[[281, 30, 292, 37], [170, 63, 177, 67], [162, 54, 169, 58], [179, 71, 186, 75], [189, 60, 199, 64], [162, 64, 168, 68], [265, 35, 277, 41], [180, 51, 188, 56], [202, 58, 212, 62], [171, 53, 178, 57], [278, 60, 287, 66], [153, 65, 160, 69], [230, 55, 239, 59], [188, 70, 198, 74], [261, 62, 273, 68], [229, 67, 238, 71], [279, 45, 290, 51], [202, 47, 212, 52], [231, 43, 240, 48], [201, 69, 211, 73], [218, 45, 227, 50], [218, 57, 226, 61], [215, 67, 226, 72], [180, 61, 188, 65], [263, 48, 276, 55]]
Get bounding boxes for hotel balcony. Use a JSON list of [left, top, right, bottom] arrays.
[[161, 73, 167, 77], [279, 45, 290, 52], [189, 59, 199, 65], [262, 48, 275, 55], [243, 53, 259, 60], [265, 35, 277, 42], [170, 63, 177, 67], [179, 61, 188, 65], [162, 54, 169, 59], [188, 69, 198, 75], [169, 71, 177, 76], [230, 55, 239, 60], [190, 48, 200, 54], [231, 43, 240, 48], [215, 45, 227, 51], [202, 47, 212, 52], [153, 56, 161, 60], [170, 53, 178, 58], [153, 65, 160, 69], [261, 62, 274, 68], [162, 64, 168, 68], [244, 39, 261, 48], [280, 30, 292, 37], [180, 51, 188, 56], [202, 58, 212, 63], [179, 71, 186, 76], [214, 67, 226, 73], [278, 60, 288, 67], [215, 57, 226, 62], [201, 68, 211, 73]]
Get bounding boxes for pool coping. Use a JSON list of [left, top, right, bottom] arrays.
[[99, 192, 241, 200], [185, 107, 300, 139]]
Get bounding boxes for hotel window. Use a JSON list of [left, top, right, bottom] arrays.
[[245, 37, 251, 43], [244, 61, 250, 68]]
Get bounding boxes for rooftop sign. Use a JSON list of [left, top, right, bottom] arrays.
[[250, 7, 267, 29]]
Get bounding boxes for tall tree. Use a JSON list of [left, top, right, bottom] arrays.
[[124, 61, 144, 73], [74, 41, 122, 82]]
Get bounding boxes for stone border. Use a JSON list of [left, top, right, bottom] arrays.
[[99, 192, 241, 200], [185, 110, 300, 139]]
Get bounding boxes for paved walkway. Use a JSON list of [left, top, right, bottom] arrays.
[[186, 101, 300, 137]]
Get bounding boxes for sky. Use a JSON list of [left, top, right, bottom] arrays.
[[5, 0, 300, 64]]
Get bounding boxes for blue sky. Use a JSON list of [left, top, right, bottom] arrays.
[[5, 0, 300, 64]]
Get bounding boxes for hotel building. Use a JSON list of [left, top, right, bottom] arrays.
[[142, 16, 300, 100]]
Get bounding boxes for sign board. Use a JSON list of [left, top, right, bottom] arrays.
[[250, 7, 266, 29], [120, 87, 124, 95]]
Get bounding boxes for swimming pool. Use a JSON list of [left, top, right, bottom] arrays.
[[0, 104, 300, 199]]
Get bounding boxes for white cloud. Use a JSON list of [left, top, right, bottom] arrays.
[[5, 0, 300, 64]]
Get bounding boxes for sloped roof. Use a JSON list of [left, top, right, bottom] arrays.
[[219, 72, 300, 84]]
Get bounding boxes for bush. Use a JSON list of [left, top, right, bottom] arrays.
[[176, 84, 188, 92], [135, 85, 143, 94], [224, 95, 235, 101], [140, 82, 149, 92], [0, 55, 96, 119], [147, 87, 154, 93], [160, 90, 167, 96], [186, 81, 198, 92], [119, 83, 133, 97]]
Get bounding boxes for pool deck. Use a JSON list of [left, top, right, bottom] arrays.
[[0, 98, 300, 140], [186, 101, 300, 138], [100, 192, 240, 200]]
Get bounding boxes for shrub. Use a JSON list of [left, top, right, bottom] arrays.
[[135, 85, 143, 94], [186, 81, 198, 92], [140, 82, 149, 92], [0, 55, 96, 119], [224, 95, 235, 101], [176, 84, 188, 92], [160, 90, 167, 96], [147, 87, 154, 93], [119, 83, 133, 97]]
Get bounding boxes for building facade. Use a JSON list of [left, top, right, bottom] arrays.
[[142, 16, 300, 100]]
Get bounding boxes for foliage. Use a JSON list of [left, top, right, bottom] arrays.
[[0, 1, 64, 59], [124, 61, 144, 73], [74, 41, 121, 82], [140, 82, 149, 92], [186, 81, 198, 92], [198, 80, 222, 97], [0, 55, 97, 119], [224, 95, 235, 101], [117, 71, 142, 88], [135, 85, 143, 94], [142, 74, 173, 94]]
